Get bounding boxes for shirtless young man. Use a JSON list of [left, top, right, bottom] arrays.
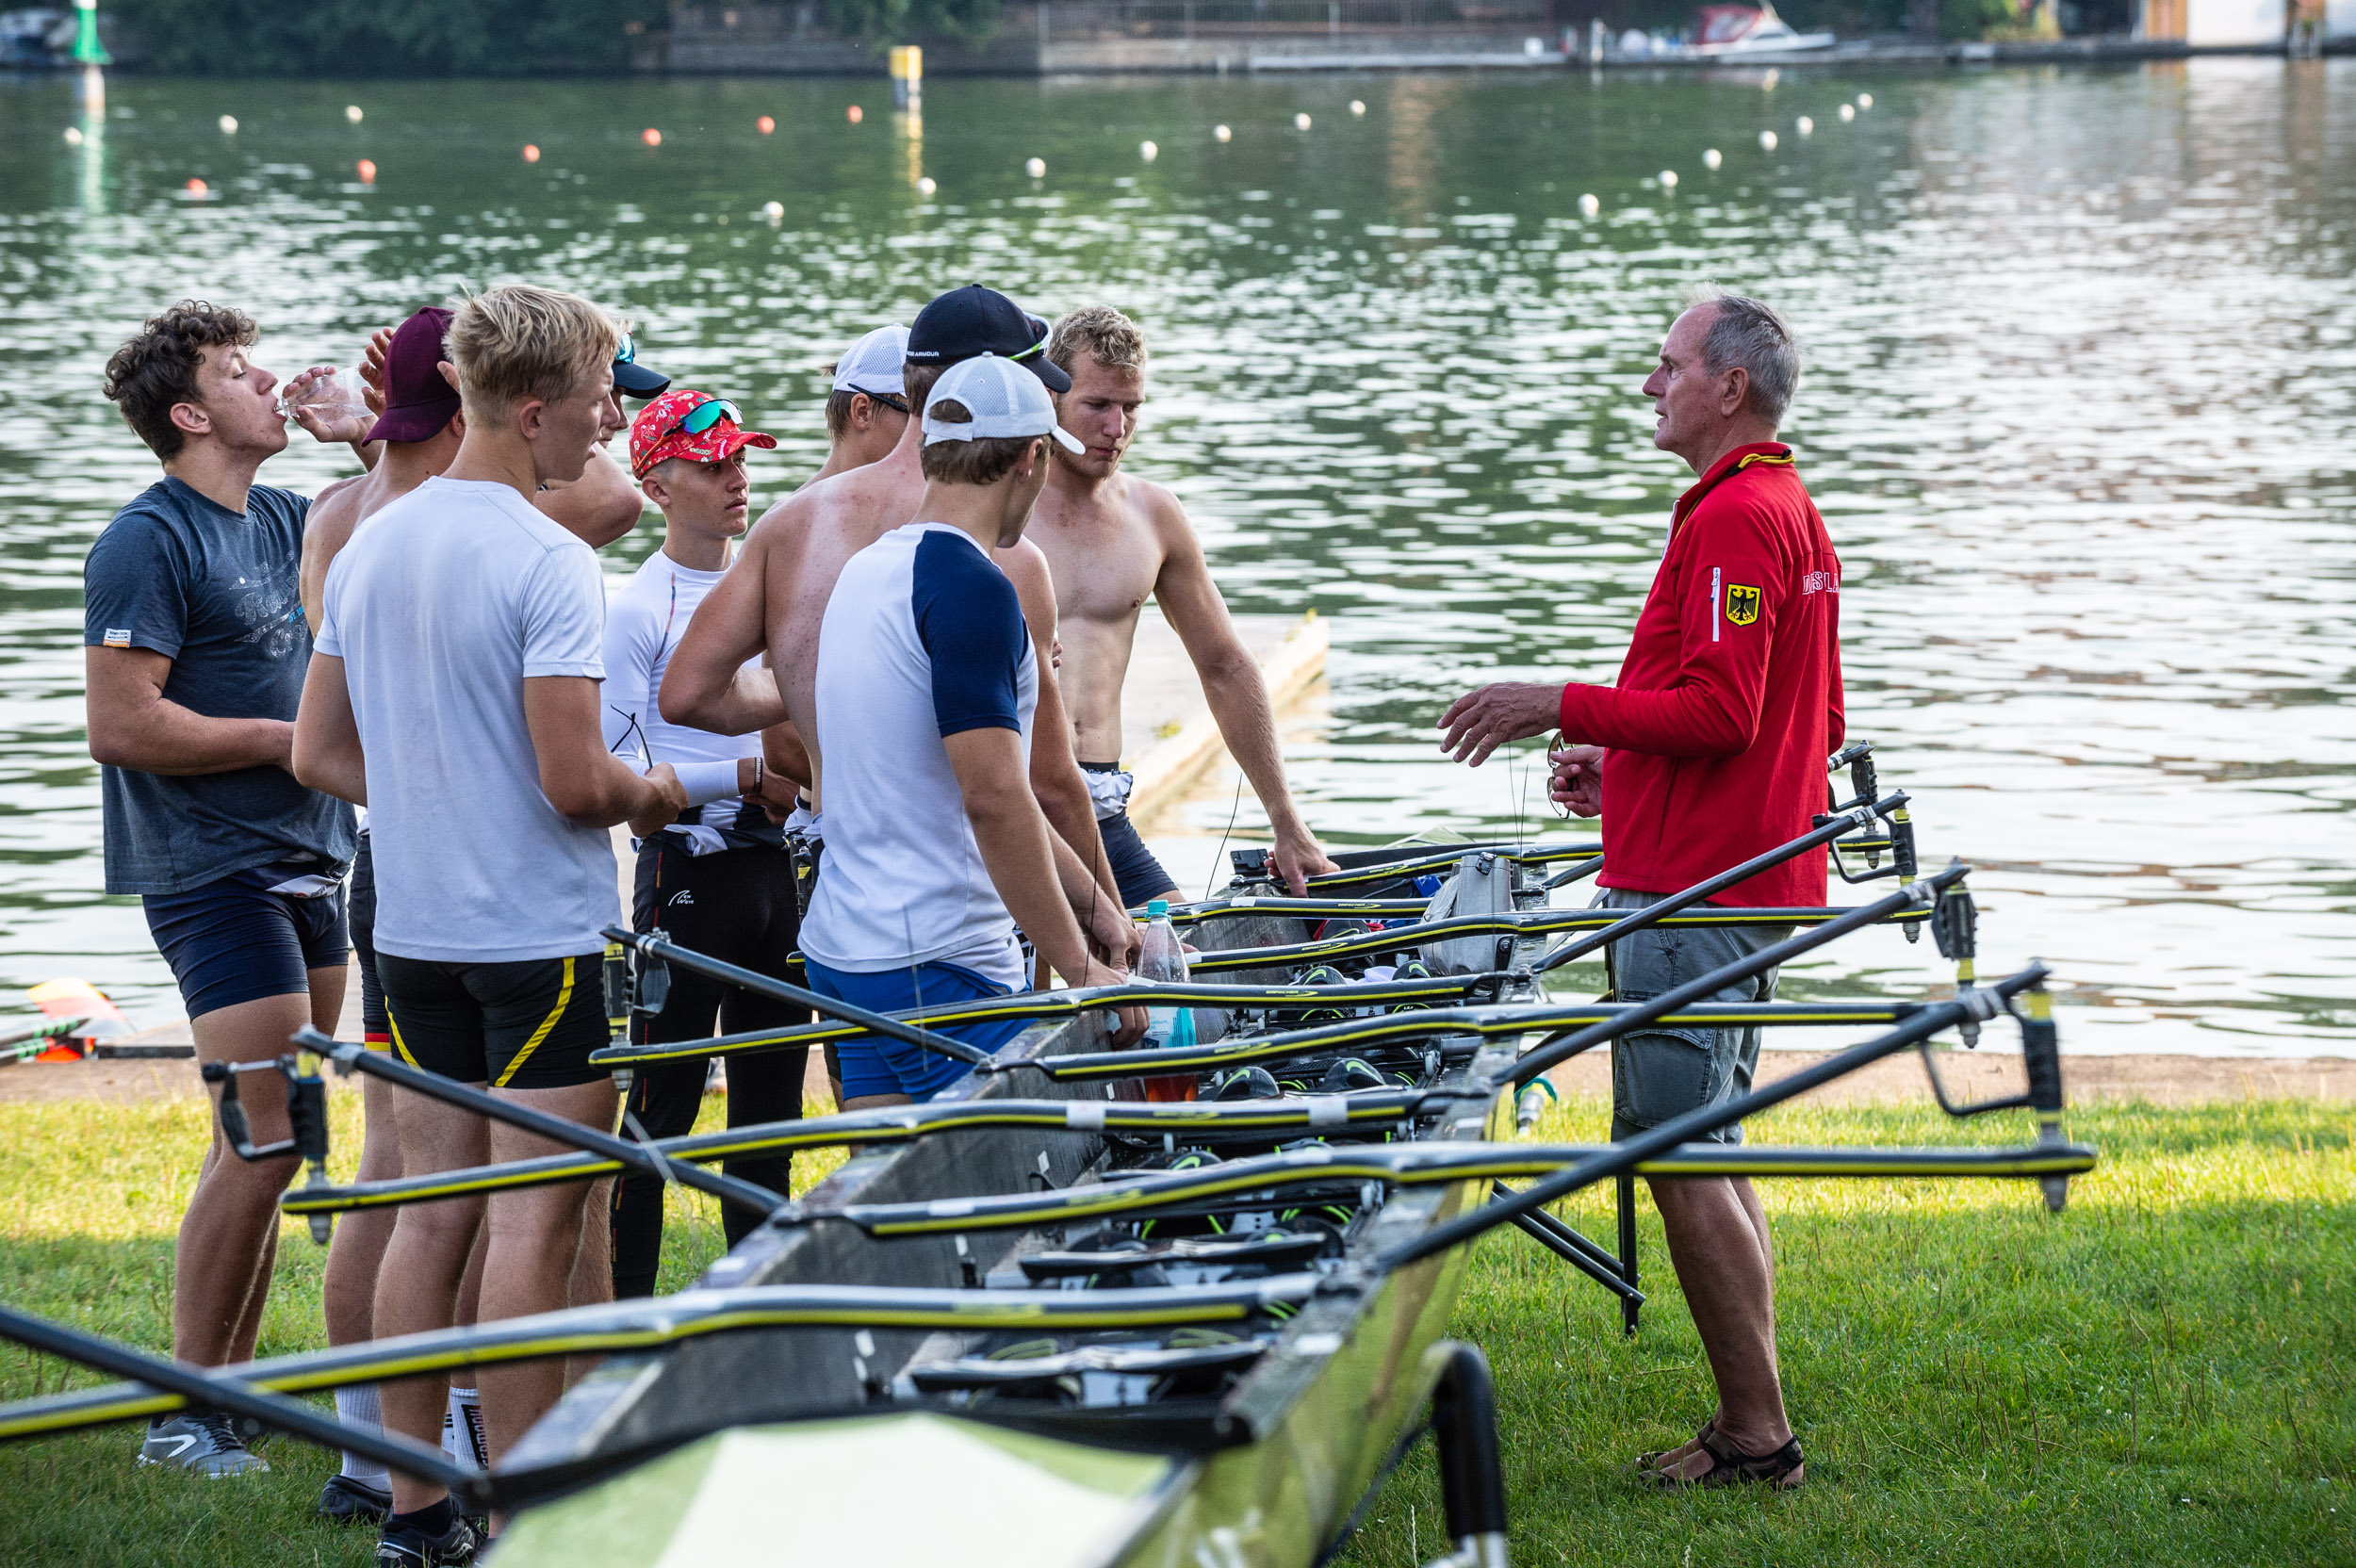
[[293, 306, 649, 1524], [661, 286, 1133, 965], [1028, 307, 1334, 903], [799, 322, 910, 490]]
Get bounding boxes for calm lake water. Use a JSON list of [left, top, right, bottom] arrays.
[[0, 59, 2348, 1054]]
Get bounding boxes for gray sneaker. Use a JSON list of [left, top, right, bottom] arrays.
[[138, 1412, 269, 1476]]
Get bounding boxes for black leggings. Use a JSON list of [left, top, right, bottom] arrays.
[[609, 837, 809, 1299]]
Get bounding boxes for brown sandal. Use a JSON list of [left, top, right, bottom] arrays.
[[1628, 1414, 1716, 1474], [1638, 1429, 1805, 1491]]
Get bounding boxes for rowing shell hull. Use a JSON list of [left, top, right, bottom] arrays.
[[496, 905, 1536, 1567]]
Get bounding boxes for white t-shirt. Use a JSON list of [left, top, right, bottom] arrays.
[[600, 550, 764, 841], [318, 476, 616, 963], [800, 523, 1037, 987]]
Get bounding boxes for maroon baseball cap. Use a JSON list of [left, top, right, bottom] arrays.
[[365, 306, 461, 444]]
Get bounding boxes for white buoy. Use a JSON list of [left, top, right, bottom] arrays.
[[1761, 68, 1779, 90], [1139, 139, 1158, 162], [1025, 156, 1045, 178], [63, 126, 83, 145], [1578, 192, 1600, 217], [1659, 170, 1678, 188], [917, 175, 937, 196], [1796, 115, 1813, 136], [762, 200, 784, 220], [345, 105, 364, 123], [1350, 99, 1366, 115], [1703, 147, 1722, 170], [1839, 103, 1856, 122], [1214, 123, 1232, 142], [1759, 129, 1779, 152], [218, 115, 237, 135], [1294, 112, 1311, 131], [1857, 92, 1873, 109]]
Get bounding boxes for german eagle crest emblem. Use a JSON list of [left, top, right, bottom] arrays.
[[1724, 583, 1761, 627]]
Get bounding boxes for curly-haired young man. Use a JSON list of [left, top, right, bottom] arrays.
[[85, 300, 377, 1477]]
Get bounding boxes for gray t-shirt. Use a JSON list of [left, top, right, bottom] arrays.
[[82, 477, 356, 895], [318, 475, 615, 963]]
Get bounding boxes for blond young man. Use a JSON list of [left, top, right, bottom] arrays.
[[799, 322, 910, 489], [295, 285, 687, 1564], [1030, 307, 1334, 902]]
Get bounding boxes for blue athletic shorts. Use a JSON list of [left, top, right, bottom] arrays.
[[1095, 808, 1180, 911], [802, 956, 1034, 1102], [141, 859, 350, 1021]]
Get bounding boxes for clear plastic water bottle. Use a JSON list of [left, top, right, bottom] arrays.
[[1135, 899, 1198, 1102]]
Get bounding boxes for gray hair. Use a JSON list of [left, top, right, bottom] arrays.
[[1689, 286, 1800, 426]]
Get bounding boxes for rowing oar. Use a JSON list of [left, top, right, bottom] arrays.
[[603, 925, 1002, 1070], [588, 933, 1918, 1073], [1379, 960, 2060, 1273], [778, 1119, 2094, 1240], [0, 1016, 87, 1065], [287, 1028, 785, 1219], [1240, 841, 1602, 896], [0, 1277, 1321, 1452], [298, 996, 1936, 1217], [0, 1302, 479, 1494], [588, 973, 1496, 1071], [281, 1090, 1433, 1217], [1529, 792, 1906, 977]]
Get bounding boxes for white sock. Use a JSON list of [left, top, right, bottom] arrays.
[[447, 1386, 485, 1471], [334, 1385, 391, 1488]]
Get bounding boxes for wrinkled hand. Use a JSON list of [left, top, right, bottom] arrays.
[[1548, 743, 1605, 819], [1436, 681, 1562, 767], [629, 763, 689, 838], [1271, 825, 1337, 897], [1087, 893, 1140, 971], [358, 327, 394, 416], [1081, 958, 1148, 1046]]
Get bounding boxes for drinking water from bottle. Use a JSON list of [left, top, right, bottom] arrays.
[[1134, 899, 1198, 1102]]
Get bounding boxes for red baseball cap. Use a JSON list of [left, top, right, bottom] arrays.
[[365, 306, 460, 444], [630, 389, 777, 480]]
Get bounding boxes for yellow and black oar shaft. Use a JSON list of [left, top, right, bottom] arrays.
[[819, 1135, 2098, 1240], [283, 1091, 1433, 1218], [0, 1277, 1318, 1445]]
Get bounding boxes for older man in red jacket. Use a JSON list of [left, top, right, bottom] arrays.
[[1439, 290, 1838, 1491]]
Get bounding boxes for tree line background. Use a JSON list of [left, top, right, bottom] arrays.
[[106, 0, 2014, 74]]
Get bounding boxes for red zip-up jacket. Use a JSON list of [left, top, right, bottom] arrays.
[[1557, 442, 1844, 908]]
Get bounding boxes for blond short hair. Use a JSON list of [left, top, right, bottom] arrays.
[[447, 285, 621, 416], [1046, 306, 1147, 379]]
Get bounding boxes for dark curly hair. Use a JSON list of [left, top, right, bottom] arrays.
[[103, 302, 259, 459]]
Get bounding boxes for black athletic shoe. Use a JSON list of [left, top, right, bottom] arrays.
[[318, 1473, 392, 1524], [374, 1514, 480, 1566]]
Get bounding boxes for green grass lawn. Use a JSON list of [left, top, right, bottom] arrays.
[[0, 1087, 2348, 1566]]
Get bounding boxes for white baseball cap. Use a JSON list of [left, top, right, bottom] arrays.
[[830, 323, 909, 398], [923, 353, 1084, 452]]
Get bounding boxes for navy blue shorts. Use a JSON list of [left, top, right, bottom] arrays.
[[348, 830, 388, 1043], [142, 860, 350, 1021], [1096, 808, 1180, 911], [802, 956, 1033, 1102]]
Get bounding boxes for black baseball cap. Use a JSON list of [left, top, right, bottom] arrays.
[[612, 331, 671, 398], [906, 285, 1071, 393]]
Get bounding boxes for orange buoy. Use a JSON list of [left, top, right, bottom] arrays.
[[356, 158, 377, 185], [758, 115, 776, 134], [846, 105, 863, 124], [523, 143, 541, 163], [185, 177, 207, 197], [642, 127, 663, 147]]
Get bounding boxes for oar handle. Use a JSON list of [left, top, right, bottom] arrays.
[[291, 1028, 785, 1219], [1532, 792, 1907, 975]]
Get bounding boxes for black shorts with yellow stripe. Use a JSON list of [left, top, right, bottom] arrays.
[[374, 951, 609, 1090]]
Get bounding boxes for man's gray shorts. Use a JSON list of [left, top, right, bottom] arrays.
[[1599, 889, 1794, 1146]]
